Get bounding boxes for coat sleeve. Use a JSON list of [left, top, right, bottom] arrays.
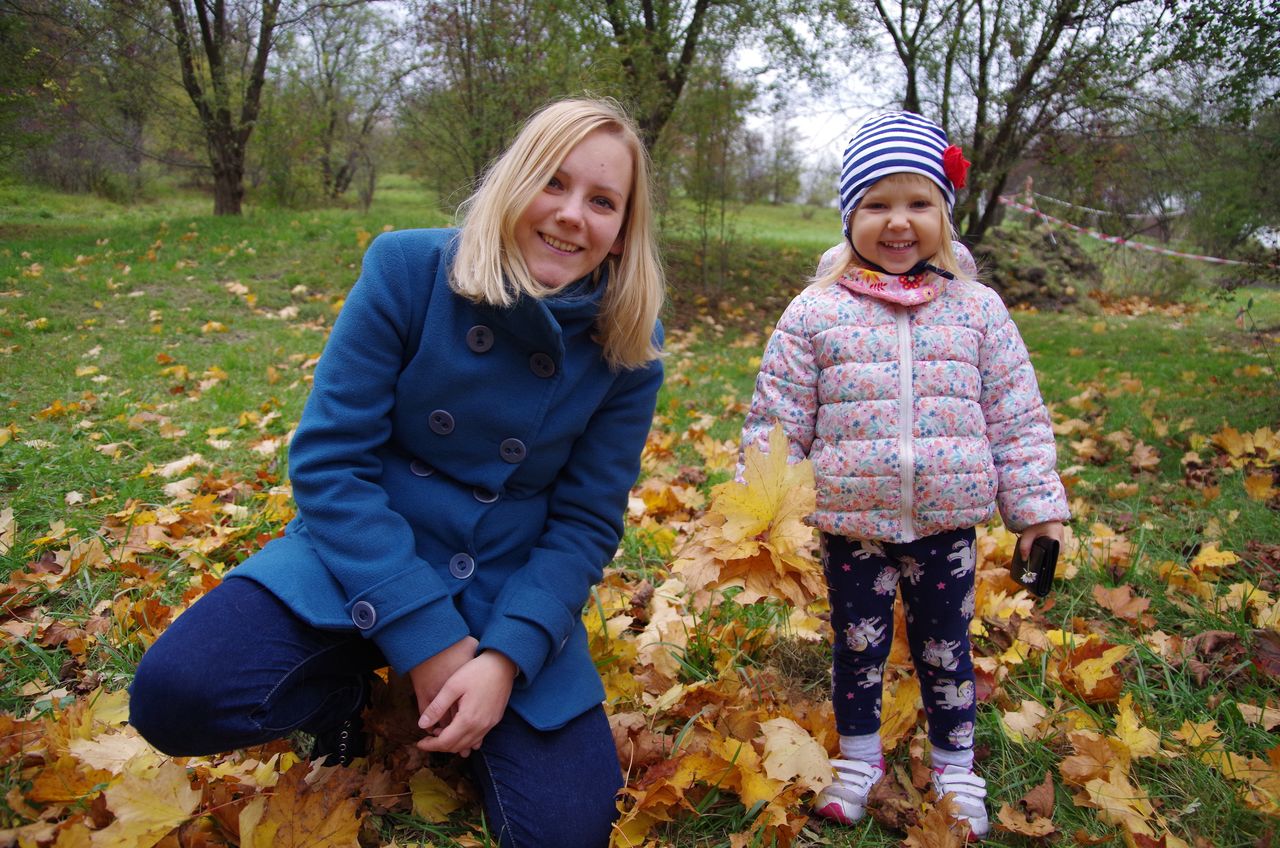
[[976, 291, 1070, 531], [740, 295, 819, 469], [288, 232, 471, 673], [477, 330, 664, 686]]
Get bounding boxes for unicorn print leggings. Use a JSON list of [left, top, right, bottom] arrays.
[[822, 527, 978, 752]]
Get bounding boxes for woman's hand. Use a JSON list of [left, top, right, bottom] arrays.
[[1018, 521, 1065, 557], [416, 651, 517, 758], [408, 636, 479, 717]]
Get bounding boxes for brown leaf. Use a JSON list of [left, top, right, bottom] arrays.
[[903, 793, 968, 847], [1091, 585, 1151, 623], [866, 766, 919, 832], [1251, 629, 1280, 680], [1022, 770, 1055, 818], [995, 802, 1056, 837], [240, 764, 364, 848]]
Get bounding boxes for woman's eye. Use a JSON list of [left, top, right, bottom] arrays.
[[547, 176, 563, 190], [592, 196, 616, 210]]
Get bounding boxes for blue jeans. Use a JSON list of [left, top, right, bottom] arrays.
[[130, 577, 622, 847]]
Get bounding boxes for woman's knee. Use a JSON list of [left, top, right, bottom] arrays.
[[129, 647, 210, 755], [486, 780, 619, 848]]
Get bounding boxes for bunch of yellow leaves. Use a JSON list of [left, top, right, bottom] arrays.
[[673, 424, 822, 607]]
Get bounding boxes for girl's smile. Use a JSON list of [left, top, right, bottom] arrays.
[[515, 129, 633, 288]]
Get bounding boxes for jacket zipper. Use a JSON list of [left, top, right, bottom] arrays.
[[895, 307, 916, 539]]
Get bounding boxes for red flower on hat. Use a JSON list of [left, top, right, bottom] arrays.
[[942, 145, 970, 189]]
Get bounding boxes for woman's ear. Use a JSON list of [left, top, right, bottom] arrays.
[[609, 231, 625, 256]]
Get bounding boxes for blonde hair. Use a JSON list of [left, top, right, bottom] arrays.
[[451, 97, 664, 370], [813, 173, 970, 288]]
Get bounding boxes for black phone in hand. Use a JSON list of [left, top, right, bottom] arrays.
[[1011, 536, 1059, 597]]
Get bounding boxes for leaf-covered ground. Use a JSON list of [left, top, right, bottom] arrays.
[[2, 185, 1279, 847]]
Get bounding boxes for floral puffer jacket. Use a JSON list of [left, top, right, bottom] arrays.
[[742, 244, 1069, 542]]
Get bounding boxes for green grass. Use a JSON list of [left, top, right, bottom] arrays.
[[2, 180, 1279, 847]]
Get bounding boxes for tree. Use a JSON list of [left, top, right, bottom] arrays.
[[162, 0, 282, 215], [574, 0, 852, 151], [862, 0, 1177, 240], [259, 4, 417, 206], [1, 0, 172, 196], [398, 0, 591, 211], [669, 61, 754, 285]]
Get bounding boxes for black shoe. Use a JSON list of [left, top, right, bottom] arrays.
[[310, 713, 368, 766]]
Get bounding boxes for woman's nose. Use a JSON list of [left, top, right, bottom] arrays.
[[555, 200, 585, 226]]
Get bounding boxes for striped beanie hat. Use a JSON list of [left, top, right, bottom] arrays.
[[838, 111, 969, 235]]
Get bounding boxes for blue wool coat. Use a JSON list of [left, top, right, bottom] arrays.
[[231, 228, 663, 730]]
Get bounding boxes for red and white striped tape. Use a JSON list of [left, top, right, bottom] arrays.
[[1029, 191, 1173, 220], [998, 196, 1277, 269]]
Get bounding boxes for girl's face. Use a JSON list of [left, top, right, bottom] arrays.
[[515, 129, 633, 288], [848, 174, 945, 274]]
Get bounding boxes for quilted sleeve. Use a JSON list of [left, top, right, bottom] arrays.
[[740, 294, 819, 469], [976, 291, 1070, 530]]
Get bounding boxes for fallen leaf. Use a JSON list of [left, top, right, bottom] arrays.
[[90, 760, 201, 848], [409, 767, 464, 823]]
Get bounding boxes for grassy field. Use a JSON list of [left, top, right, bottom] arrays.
[[2, 179, 1279, 847]]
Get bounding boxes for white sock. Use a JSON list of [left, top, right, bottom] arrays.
[[931, 746, 974, 771], [838, 732, 883, 764]]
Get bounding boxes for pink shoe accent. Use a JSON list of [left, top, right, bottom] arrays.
[[815, 801, 856, 825]]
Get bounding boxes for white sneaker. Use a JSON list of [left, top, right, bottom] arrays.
[[813, 758, 885, 824], [932, 765, 990, 839]]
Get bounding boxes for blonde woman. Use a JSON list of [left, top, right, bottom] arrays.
[[131, 98, 664, 847]]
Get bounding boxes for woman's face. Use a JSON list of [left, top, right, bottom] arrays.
[[514, 129, 633, 289]]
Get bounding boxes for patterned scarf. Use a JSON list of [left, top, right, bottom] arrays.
[[837, 265, 947, 306]]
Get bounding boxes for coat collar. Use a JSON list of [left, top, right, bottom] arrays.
[[475, 268, 607, 360]]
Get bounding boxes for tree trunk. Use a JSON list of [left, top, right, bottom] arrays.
[[212, 161, 244, 215]]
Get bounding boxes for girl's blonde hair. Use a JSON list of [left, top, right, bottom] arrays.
[[451, 97, 664, 370], [813, 173, 970, 288]]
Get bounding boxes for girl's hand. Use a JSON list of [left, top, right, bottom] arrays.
[[416, 651, 517, 757], [408, 636, 479, 717], [1018, 521, 1065, 558]]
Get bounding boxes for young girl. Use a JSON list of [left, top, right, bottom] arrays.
[[741, 111, 1068, 838], [130, 98, 665, 848]]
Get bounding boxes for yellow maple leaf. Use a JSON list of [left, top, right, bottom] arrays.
[[1080, 764, 1155, 831], [1189, 542, 1239, 575], [1000, 699, 1050, 743], [1244, 472, 1277, 502], [710, 423, 814, 558], [1061, 643, 1129, 702], [68, 726, 157, 773], [879, 675, 922, 751], [89, 760, 201, 848], [1113, 694, 1162, 759], [410, 767, 464, 823], [1128, 442, 1160, 473], [1172, 719, 1221, 748], [1212, 424, 1249, 459], [759, 717, 831, 791]]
